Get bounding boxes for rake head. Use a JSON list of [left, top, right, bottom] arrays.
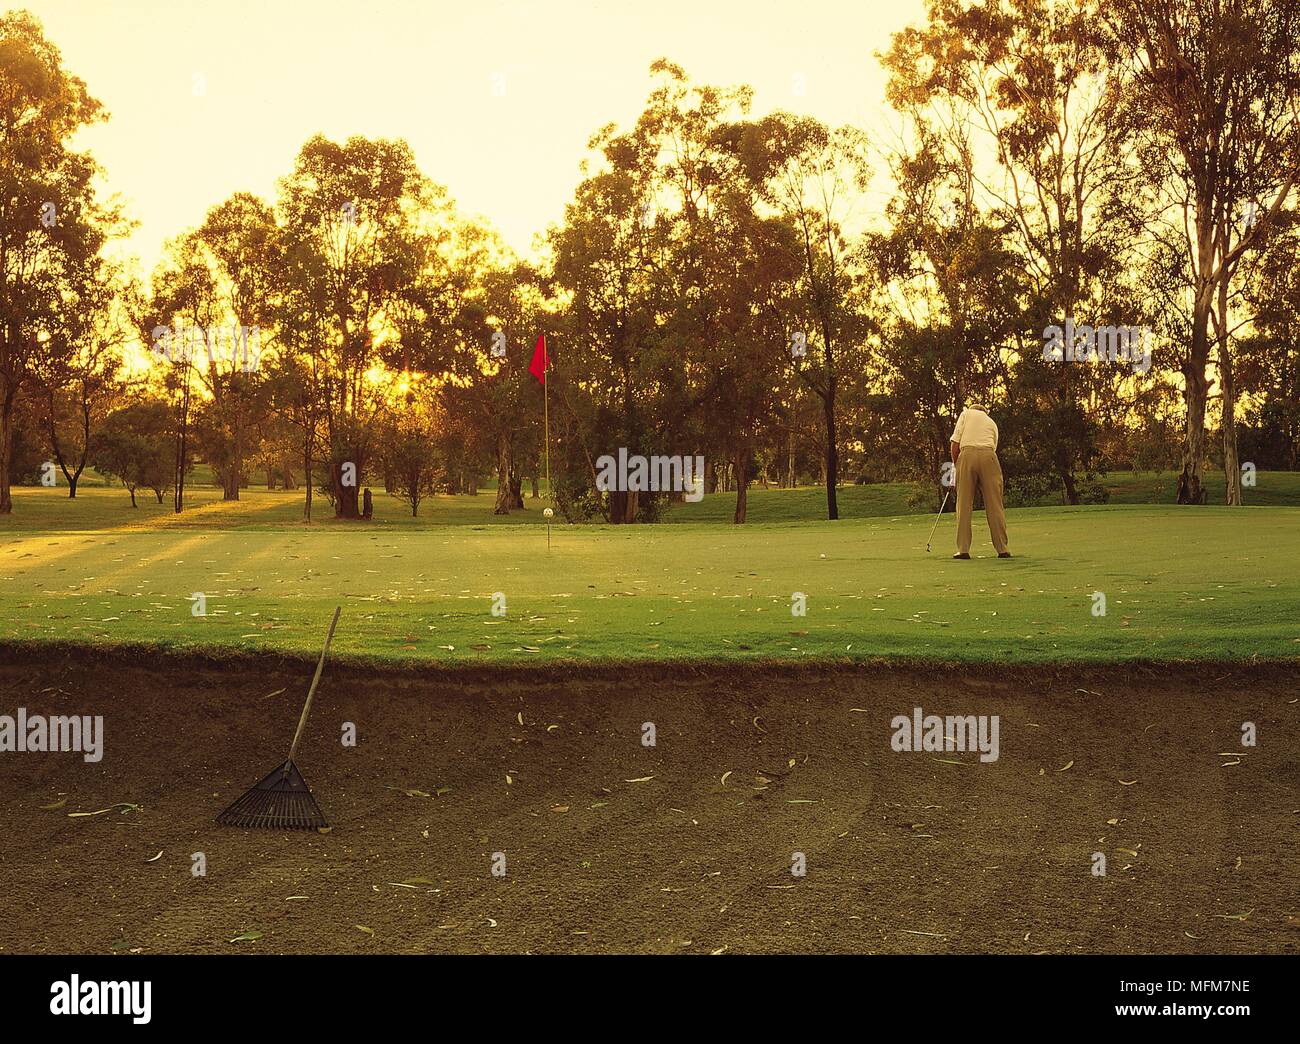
[[217, 759, 327, 830]]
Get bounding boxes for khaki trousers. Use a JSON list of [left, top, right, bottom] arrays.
[[956, 447, 1008, 555]]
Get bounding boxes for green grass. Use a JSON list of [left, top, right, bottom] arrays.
[[666, 470, 1300, 522], [2, 483, 1297, 664]]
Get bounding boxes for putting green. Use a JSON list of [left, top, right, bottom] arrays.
[[2, 487, 1296, 663]]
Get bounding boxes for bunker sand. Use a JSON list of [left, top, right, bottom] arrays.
[[1, 651, 1296, 955]]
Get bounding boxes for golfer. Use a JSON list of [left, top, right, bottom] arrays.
[[949, 402, 1010, 559]]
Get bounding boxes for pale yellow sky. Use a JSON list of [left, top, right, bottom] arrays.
[[29, 0, 927, 272]]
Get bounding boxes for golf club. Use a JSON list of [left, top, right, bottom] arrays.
[[926, 489, 952, 552]]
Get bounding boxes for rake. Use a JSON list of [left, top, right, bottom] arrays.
[[217, 606, 341, 830]]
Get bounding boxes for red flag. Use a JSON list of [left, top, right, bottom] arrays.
[[529, 333, 549, 385]]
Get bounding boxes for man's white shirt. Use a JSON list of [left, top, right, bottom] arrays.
[[951, 407, 998, 450]]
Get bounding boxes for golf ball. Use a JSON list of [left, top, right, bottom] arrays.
[[544, 508, 554, 518]]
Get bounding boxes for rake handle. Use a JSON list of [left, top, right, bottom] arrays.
[[284, 606, 341, 770]]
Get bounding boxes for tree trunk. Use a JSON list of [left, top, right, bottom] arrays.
[[733, 448, 749, 524], [1060, 466, 1079, 505], [174, 377, 190, 513], [223, 463, 240, 500], [823, 392, 839, 520], [303, 430, 313, 522], [493, 432, 513, 515], [332, 453, 361, 518], [0, 389, 14, 514], [1218, 279, 1242, 506], [1177, 272, 1215, 506]]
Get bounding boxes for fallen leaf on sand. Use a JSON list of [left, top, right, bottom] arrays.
[[228, 930, 263, 943], [354, 925, 374, 935], [625, 776, 654, 783], [40, 797, 67, 811], [145, 850, 163, 863], [69, 802, 142, 818]]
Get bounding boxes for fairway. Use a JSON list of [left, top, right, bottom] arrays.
[[2, 489, 1298, 665]]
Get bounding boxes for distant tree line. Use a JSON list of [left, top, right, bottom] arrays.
[[3, 2, 1298, 524]]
